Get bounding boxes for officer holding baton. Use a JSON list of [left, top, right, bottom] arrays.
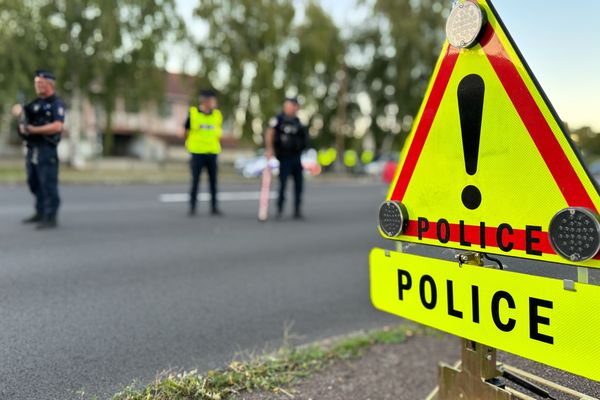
[[265, 97, 309, 219]]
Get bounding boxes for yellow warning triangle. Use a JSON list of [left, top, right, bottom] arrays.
[[385, 0, 600, 268]]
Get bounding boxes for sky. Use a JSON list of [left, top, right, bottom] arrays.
[[174, 0, 600, 131]]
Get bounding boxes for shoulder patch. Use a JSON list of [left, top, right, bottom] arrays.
[[269, 117, 279, 128]]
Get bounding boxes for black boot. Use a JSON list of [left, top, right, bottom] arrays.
[[275, 205, 283, 220], [36, 215, 58, 230], [22, 213, 42, 224], [293, 209, 304, 220]]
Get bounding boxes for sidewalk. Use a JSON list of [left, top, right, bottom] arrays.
[[235, 334, 599, 400], [235, 334, 459, 400], [0, 158, 379, 185], [0, 158, 191, 185]]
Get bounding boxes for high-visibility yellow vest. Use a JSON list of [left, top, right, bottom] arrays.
[[186, 107, 222, 154], [344, 150, 358, 168], [361, 150, 374, 165]]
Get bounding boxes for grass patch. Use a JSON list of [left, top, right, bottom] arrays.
[[110, 324, 419, 400], [0, 165, 189, 185]]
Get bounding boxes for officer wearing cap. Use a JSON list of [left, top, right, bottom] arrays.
[[17, 70, 65, 229], [183, 89, 223, 216], [265, 97, 309, 219]]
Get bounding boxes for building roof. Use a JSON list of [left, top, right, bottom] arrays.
[[165, 72, 197, 99]]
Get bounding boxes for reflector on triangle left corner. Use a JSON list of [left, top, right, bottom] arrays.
[[379, 0, 600, 269]]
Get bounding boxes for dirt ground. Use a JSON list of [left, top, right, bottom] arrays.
[[235, 334, 600, 400]]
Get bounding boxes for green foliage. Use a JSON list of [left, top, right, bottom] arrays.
[[193, 0, 296, 144], [352, 0, 446, 152], [191, 0, 446, 153], [1, 0, 450, 156], [570, 126, 600, 163], [0, 0, 184, 154], [191, 0, 348, 148], [286, 1, 344, 148]]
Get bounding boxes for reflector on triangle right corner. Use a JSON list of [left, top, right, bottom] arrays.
[[379, 0, 600, 268]]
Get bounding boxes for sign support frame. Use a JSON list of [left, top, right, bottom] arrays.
[[415, 250, 599, 400], [422, 251, 515, 400]]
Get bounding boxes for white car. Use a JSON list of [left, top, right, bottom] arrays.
[[237, 149, 321, 178]]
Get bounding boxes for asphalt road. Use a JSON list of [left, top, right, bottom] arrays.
[[0, 180, 399, 399], [0, 180, 598, 399]]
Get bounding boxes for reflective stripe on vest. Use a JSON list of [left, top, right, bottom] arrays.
[[186, 107, 222, 154]]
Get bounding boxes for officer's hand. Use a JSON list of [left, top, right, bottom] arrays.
[[265, 149, 273, 159], [11, 104, 23, 117]]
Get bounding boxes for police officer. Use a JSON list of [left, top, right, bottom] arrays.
[[266, 97, 309, 219], [18, 70, 65, 229], [184, 89, 223, 216]]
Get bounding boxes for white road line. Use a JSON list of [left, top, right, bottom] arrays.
[[159, 191, 277, 203]]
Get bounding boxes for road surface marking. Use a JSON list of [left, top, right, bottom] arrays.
[[159, 191, 277, 203]]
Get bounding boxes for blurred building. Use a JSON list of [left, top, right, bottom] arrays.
[[43, 72, 237, 166], [104, 72, 195, 161]]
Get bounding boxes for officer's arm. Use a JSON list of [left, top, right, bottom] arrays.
[[182, 114, 191, 139], [265, 116, 278, 158], [265, 127, 275, 158], [215, 109, 223, 139], [302, 124, 310, 150], [27, 121, 64, 135]]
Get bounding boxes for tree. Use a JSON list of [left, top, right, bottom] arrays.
[[351, 0, 446, 153], [285, 1, 344, 149], [570, 126, 600, 163], [0, 0, 54, 144], [193, 0, 296, 144], [39, 0, 184, 155], [0, 0, 184, 155]]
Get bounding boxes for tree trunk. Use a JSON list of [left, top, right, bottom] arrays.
[[103, 99, 115, 156], [335, 62, 348, 170]]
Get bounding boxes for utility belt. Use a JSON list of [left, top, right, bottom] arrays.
[[27, 142, 58, 166], [25, 134, 61, 148], [275, 151, 302, 161]]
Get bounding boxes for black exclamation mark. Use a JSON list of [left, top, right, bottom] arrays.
[[458, 74, 485, 210]]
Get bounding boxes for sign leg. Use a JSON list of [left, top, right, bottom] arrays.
[[437, 252, 514, 400], [438, 339, 513, 400]]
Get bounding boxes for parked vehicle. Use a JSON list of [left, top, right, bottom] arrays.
[[365, 153, 399, 182], [235, 149, 321, 178], [381, 158, 398, 184], [587, 160, 600, 183]]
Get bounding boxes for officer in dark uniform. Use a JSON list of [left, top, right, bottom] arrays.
[[18, 70, 65, 229], [266, 97, 309, 219]]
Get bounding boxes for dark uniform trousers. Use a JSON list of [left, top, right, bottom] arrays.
[[190, 153, 218, 212], [277, 155, 303, 214], [26, 143, 60, 218]]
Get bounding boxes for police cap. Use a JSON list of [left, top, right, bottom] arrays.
[[285, 96, 299, 105], [199, 89, 216, 98], [35, 69, 56, 81]]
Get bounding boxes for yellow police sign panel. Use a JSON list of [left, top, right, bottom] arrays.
[[370, 248, 600, 381], [381, 0, 600, 268]]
